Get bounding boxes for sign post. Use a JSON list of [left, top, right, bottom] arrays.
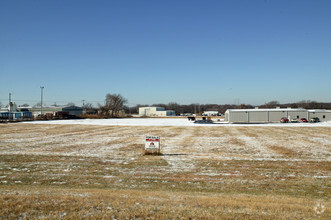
[[145, 136, 161, 155]]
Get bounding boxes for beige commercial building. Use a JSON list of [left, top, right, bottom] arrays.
[[139, 107, 175, 117]]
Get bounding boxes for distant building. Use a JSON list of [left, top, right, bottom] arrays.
[[22, 105, 83, 117], [307, 109, 331, 121], [27, 106, 62, 116], [1, 104, 84, 120], [139, 107, 175, 117], [62, 106, 83, 116], [0, 102, 33, 120], [202, 111, 219, 116], [225, 108, 331, 123]]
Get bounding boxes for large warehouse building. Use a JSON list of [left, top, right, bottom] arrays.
[[225, 108, 331, 123], [139, 107, 175, 117]]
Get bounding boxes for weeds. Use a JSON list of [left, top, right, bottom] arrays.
[[0, 124, 330, 219]]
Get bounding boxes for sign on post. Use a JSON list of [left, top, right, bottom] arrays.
[[145, 136, 161, 155]]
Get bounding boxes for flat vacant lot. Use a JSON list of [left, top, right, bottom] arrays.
[[0, 122, 330, 219]]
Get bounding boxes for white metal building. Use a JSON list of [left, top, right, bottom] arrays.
[[202, 111, 219, 116], [308, 109, 331, 121], [139, 107, 176, 117], [225, 108, 331, 123]]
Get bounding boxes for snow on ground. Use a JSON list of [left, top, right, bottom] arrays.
[[4, 119, 327, 164], [1, 119, 329, 163], [1, 119, 330, 189], [1, 120, 330, 219], [22, 118, 331, 127]]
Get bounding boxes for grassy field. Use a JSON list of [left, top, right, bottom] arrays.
[[0, 123, 330, 219]]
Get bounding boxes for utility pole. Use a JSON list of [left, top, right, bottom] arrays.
[[8, 93, 11, 121], [82, 100, 86, 114], [40, 86, 44, 115]]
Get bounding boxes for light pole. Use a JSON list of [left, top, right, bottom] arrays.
[[82, 100, 85, 114], [8, 93, 11, 121], [40, 86, 44, 115]]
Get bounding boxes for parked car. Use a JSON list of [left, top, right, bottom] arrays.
[[291, 118, 299, 123], [310, 117, 320, 123], [280, 117, 289, 123], [187, 116, 196, 121], [300, 118, 308, 123]]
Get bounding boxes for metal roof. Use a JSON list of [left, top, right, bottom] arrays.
[[226, 108, 307, 112], [226, 108, 331, 113], [307, 109, 331, 113]]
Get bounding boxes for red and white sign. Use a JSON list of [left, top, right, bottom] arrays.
[[145, 136, 160, 150]]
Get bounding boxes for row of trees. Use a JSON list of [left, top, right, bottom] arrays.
[[259, 100, 331, 109], [126, 100, 331, 115]]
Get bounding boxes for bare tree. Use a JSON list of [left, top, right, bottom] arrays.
[[99, 93, 127, 117], [66, 102, 76, 106], [0, 102, 3, 109], [83, 103, 93, 110], [261, 101, 280, 108], [239, 104, 251, 109], [34, 102, 41, 107], [296, 100, 321, 109], [167, 102, 182, 115], [82, 103, 96, 114]]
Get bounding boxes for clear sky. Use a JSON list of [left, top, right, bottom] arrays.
[[1, 0, 330, 107]]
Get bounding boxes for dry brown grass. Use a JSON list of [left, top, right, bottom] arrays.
[[1, 186, 329, 219], [0, 123, 330, 219], [268, 145, 298, 157]]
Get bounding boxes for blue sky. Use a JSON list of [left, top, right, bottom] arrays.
[[1, 0, 330, 107]]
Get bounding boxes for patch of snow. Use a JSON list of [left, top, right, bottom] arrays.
[[313, 176, 330, 179], [21, 118, 331, 127]]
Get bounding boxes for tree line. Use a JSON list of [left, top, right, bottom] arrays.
[[2, 95, 330, 117], [125, 100, 331, 115]]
